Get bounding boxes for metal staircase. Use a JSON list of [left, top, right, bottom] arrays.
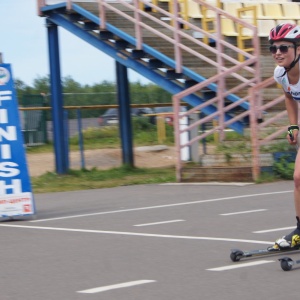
[[38, 0, 261, 134], [37, 0, 273, 181]]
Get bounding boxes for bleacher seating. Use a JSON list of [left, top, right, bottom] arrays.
[[203, 0, 218, 18], [281, 2, 300, 21], [224, 0, 290, 2], [185, 1, 300, 37], [262, 3, 289, 20], [187, 0, 203, 18], [254, 19, 276, 37], [222, 2, 243, 17], [221, 18, 238, 36], [242, 2, 264, 19], [240, 18, 276, 37], [276, 19, 296, 25]]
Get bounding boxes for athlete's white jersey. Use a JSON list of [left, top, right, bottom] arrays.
[[274, 65, 300, 101]]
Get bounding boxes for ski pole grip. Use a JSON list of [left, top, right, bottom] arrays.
[[288, 125, 299, 141]]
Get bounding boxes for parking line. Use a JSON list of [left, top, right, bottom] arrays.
[[253, 226, 294, 234], [207, 260, 274, 271], [134, 219, 185, 227], [220, 209, 267, 216], [77, 280, 156, 294], [30, 190, 293, 223], [0, 223, 274, 245]]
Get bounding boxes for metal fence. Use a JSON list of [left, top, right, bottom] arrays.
[[20, 96, 177, 146], [21, 95, 48, 146]]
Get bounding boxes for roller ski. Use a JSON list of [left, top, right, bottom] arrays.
[[230, 246, 300, 262], [231, 217, 300, 262]]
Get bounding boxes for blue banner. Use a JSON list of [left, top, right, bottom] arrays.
[[0, 63, 35, 218]]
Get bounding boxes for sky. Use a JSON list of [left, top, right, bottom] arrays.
[[0, 0, 149, 86]]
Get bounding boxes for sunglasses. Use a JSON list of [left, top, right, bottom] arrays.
[[269, 44, 295, 54]]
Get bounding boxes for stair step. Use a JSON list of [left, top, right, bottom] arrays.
[[199, 153, 273, 167], [181, 150, 295, 182], [181, 166, 253, 182], [73, 2, 284, 113]]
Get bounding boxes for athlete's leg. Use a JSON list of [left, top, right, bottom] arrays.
[[271, 148, 300, 249], [293, 149, 300, 217]]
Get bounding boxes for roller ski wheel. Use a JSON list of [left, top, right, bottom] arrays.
[[279, 257, 294, 271], [230, 249, 244, 262]]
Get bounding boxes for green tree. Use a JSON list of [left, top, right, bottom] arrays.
[[15, 79, 33, 103], [130, 82, 172, 104], [15, 75, 174, 118], [32, 75, 50, 94]]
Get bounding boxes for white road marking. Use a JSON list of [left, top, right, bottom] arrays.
[[253, 226, 294, 234], [134, 219, 185, 227], [220, 209, 267, 216], [0, 223, 273, 245], [162, 182, 254, 186], [77, 280, 156, 294], [207, 260, 274, 271], [30, 190, 293, 223]]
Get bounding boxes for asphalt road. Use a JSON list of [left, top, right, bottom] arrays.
[[1, 181, 299, 300]]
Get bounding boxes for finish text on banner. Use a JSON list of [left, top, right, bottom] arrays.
[[0, 63, 35, 218]]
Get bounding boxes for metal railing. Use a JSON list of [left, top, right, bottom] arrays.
[[38, 0, 260, 75], [38, 0, 279, 182], [249, 77, 289, 180], [169, 0, 261, 181]]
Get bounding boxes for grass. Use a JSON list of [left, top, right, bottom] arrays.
[[27, 121, 291, 193], [31, 166, 176, 193], [28, 120, 177, 193], [26, 118, 175, 154]]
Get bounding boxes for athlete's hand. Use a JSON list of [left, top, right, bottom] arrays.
[[288, 130, 298, 144]]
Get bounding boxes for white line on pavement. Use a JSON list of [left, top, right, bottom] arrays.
[[77, 280, 156, 294], [220, 209, 267, 216], [207, 260, 274, 271], [253, 227, 294, 234], [134, 219, 185, 227], [162, 182, 254, 186], [30, 190, 293, 223], [0, 223, 274, 245]]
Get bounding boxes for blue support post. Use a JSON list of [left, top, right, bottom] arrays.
[[46, 19, 69, 174], [116, 61, 134, 167], [64, 110, 70, 170], [77, 109, 85, 169]]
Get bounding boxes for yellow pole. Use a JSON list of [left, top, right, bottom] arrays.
[[157, 116, 166, 143], [213, 120, 218, 144]]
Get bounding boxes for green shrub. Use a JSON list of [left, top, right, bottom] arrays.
[[273, 157, 295, 180]]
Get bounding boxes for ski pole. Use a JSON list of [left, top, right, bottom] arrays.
[[288, 132, 299, 151]]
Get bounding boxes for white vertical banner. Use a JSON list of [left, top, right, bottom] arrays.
[[179, 113, 190, 161], [0, 63, 35, 218]]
